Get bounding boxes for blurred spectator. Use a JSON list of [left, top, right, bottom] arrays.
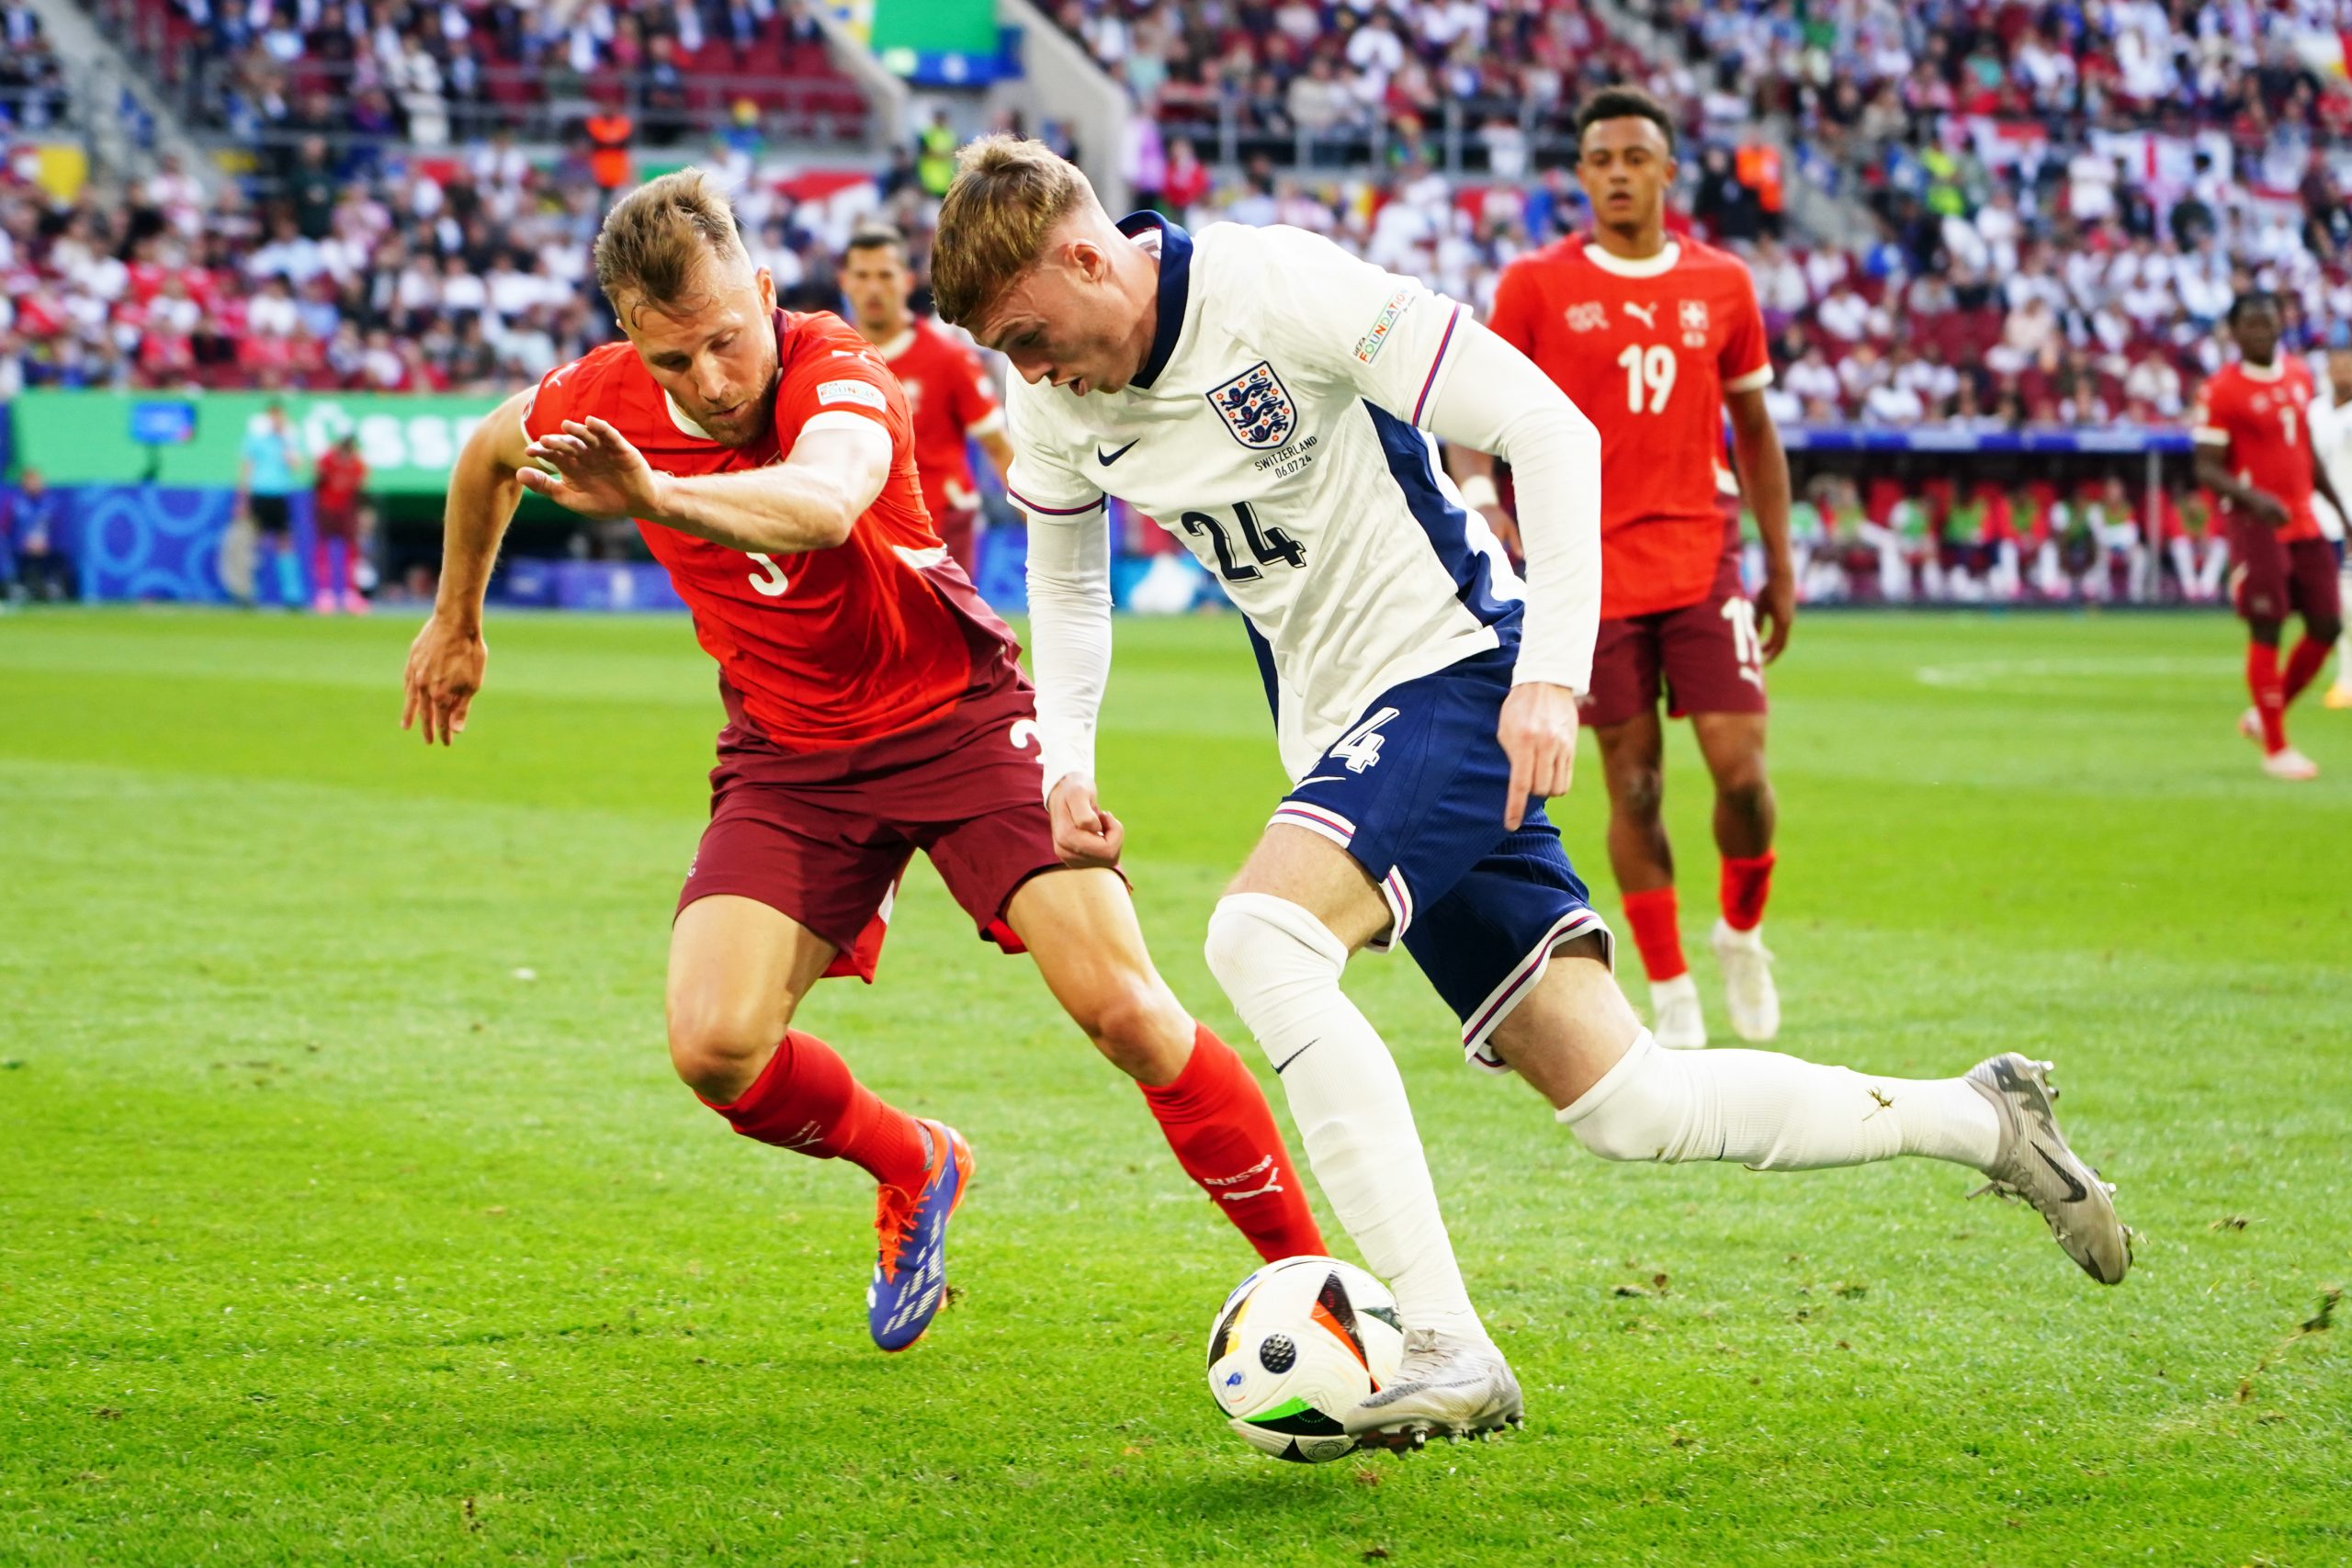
[[1, 468, 70, 602], [312, 431, 368, 615]]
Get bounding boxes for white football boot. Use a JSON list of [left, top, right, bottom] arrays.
[[1344, 1329, 1524, 1450], [1649, 973, 1708, 1050], [2260, 747, 2320, 781], [1711, 919, 1781, 1042], [1963, 1054, 2131, 1285]]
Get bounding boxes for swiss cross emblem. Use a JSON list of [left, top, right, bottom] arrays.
[[1207, 361, 1297, 450], [1679, 299, 1709, 333], [1566, 301, 1608, 333]]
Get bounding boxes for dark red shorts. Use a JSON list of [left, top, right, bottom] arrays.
[[934, 509, 979, 578], [2229, 524, 2343, 626], [677, 671, 1063, 983], [1580, 551, 1768, 728]]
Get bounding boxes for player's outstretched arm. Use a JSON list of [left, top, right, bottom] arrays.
[[402, 387, 533, 746], [523, 415, 889, 555], [1727, 387, 1796, 660]]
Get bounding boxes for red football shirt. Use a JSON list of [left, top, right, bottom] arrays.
[[2192, 359, 2322, 542], [877, 316, 1001, 519], [526, 309, 1016, 751], [1488, 235, 1773, 618]]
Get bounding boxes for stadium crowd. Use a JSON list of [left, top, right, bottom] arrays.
[[7, 0, 2351, 605], [107, 0, 863, 145]]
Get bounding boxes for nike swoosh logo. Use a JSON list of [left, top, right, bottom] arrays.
[[1097, 440, 1138, 466], [1295, 775, 1345, 787], [2034, 1145, 2088, 1203], [1272, 1038, 1320, 1074]]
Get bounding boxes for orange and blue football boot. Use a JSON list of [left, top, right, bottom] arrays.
[[866, 1119, 973, 1351]]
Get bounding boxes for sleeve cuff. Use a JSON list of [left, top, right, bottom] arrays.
[[966, 408, 1005, 437], [1724, 366, 1775, 393], [2192, 427, 2229, 446]]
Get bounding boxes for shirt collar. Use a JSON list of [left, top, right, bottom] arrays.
[[1118, 210, 1193, 391], [2240, 357, 2285, 383], [1579, 237, 1682, 278]]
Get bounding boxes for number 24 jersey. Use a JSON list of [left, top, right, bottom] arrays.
[[1004, 215, 1531, 783]]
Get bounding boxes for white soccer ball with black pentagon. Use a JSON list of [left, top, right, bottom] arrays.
[[1205, 1255, 1405, 1463]]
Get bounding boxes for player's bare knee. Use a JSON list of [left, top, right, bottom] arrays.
[[1614, 766, 1666, 822], [1071, 972, 1190, 1081], [2310, 617, 2344, 647], [665, 993, 791, 1095], [1715, 766, 1772, 820]]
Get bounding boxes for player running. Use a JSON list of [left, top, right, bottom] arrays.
[[401, 171, 1324, 1356], [840, 222, 1014, 578], [931, 135, 2132, 1450], [2192, 293, 2347, 780], [1461, 86, 1792, 1052]]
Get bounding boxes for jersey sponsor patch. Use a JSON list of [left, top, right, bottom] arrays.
[[1353, 286, 1415, 365], [817, 378, 888, 411], [1207, 360, 1298, 450]]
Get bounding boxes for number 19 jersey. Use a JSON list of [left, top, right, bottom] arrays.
[[1487, 236, 1771, 619], [1004, 215, 1527, 783]]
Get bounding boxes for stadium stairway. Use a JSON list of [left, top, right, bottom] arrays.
[[27, 0, 217, 191]]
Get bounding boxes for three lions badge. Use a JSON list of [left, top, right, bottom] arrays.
[[1209, 362, 1297, 450]]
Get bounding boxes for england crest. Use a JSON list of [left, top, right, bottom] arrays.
[[1208, 361, 1298, 450]]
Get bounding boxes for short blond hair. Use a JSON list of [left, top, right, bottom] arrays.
[[930, 135, 1095, 327], [593, 168, 751, 316]]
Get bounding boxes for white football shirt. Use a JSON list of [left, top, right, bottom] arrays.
[[1005, 216, 1529, 781]]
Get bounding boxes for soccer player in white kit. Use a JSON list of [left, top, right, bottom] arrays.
[[930, 137, 2132, 1448]]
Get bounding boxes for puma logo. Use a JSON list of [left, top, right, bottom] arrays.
[[1623, 302, 1658, 329]]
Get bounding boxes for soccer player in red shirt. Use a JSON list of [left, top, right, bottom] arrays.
[[839, 223, 1013, 578], [400, 171, 1323, 1353], [1467, 86, 1794, 1051], [2192, 292, 2347, 781], [311, 434, 369, 615]]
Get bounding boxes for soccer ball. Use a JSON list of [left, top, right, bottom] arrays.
[[1205, 1255, 1406, 1463]]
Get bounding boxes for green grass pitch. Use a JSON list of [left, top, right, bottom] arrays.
[[4, 605, 2347, 1566]]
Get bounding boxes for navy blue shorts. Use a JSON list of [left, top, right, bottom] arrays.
[[1269, 648, 1614, 1071]]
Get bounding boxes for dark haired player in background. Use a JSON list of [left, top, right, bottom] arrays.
[[841, 224, 1015, 577], [2194, 293, 2346, 781], [1464, 85, 1794, 1051]]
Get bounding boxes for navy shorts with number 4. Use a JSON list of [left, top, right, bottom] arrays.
[[1269, 646, 1614, 1071]]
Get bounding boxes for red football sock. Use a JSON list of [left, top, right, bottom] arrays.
[[1620, 886, 1689, 982], [1139, 1025, 1327, 1263], [2247, 642, 2289, 754], [1719, 852, 1776, 934], [698, 1030, 931, 1191], [2281, 635, 2332, 707]]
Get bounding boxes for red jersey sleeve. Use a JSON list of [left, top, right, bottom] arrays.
[[1486, 259, 1541, 355], [775, 334, 900, 448], [2190, 373, 2234, 452], [1719, 269, 1772, 394], [521, 348, 618, 443], [947, 339, 1001, 434]]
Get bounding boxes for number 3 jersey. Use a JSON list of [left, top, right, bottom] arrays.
[[1004, 215, 1528, 783], [525, 308, 1023, 760], [1487, 235, 1771, 619]]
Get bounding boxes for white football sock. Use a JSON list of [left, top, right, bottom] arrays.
[[1204, 892, 1487, 1342], [1558, 1030, 1999, 1171]]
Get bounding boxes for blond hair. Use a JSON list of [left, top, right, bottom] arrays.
[[593, 168, 751, 317], [930, 135, 1095, 327]]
